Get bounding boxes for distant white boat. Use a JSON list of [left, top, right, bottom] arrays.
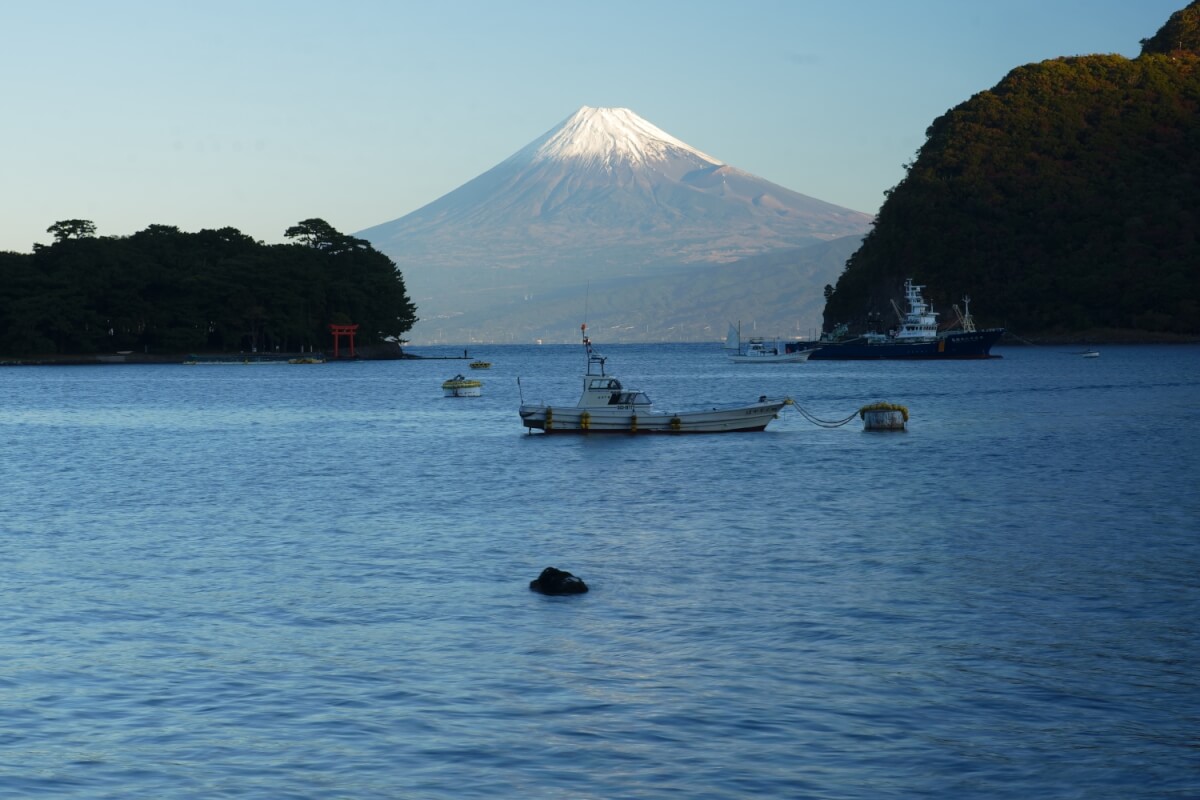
[[1080, 350, 1099, 358], [724, 322, 812, 363]]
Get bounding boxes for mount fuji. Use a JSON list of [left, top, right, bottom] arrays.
[[357, 106, 872, 344]]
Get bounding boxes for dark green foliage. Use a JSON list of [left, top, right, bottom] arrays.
[[45, 219, 97, 242], [0, 220, 417, 356], [1141, 1, 1200, 55], [824, 3, 1200, 337]]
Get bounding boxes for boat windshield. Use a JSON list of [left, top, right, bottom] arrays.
[[609, 391, 649, 405]]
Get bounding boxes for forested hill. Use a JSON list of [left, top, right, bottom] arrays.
[[0, 219, 417, 357], [823, 2, 1200, 340]]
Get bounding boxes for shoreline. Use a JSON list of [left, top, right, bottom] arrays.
[[0, 342, 414, 366], [2, 335, 1196, 366], [997, 329, 1199, 346]]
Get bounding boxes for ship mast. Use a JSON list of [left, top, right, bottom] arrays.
[[960, 295, 976, 332]]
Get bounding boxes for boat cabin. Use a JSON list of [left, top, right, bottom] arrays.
[[578, 375, 651, 409], [576, 329, 652, 409], [891, 279, 940, 341], [744, 338, 780, 356]]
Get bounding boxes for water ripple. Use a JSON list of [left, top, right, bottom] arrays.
[[0, 345, 1196, 798]]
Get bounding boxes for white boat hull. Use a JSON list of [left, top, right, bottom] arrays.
[[444, 385, 481, 397], [519, 398, 790, 433], [727, 350, 812, 363]]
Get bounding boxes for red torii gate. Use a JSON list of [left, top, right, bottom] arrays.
[[328, 323, 359, 359]]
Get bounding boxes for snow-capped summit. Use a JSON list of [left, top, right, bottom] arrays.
[[514, 106, 723, 169], [357, 106, 872, 344]]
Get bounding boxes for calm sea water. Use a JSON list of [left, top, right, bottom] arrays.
[[1, 343, 1197, 799]]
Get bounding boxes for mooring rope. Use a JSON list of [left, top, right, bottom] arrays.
[[789, 403, 860, 428], [1004, 331, 1040, 346], [1006, 330, 1097, 354]]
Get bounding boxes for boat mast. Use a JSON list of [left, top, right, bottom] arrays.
[[582, 323, 606, 376]]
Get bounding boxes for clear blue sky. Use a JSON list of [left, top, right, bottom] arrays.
[[0, 0, 1183, 254]]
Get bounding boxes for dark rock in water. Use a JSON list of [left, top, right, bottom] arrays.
[[530, 567, 588, 595]]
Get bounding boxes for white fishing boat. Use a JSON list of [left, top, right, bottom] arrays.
[[443, 375, 483, 397], [519, 325, 792, 434], [724, 323, 813, 363]]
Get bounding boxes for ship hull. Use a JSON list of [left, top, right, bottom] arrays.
[[807, 328, 1004, 360], [518, 399, 789, 434]]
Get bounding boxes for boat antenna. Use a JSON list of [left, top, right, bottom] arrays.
[[581, 281, 592, 363]]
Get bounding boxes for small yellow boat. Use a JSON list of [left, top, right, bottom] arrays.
[[469, 360, 491, 369], [443, 375, 483, 397]]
